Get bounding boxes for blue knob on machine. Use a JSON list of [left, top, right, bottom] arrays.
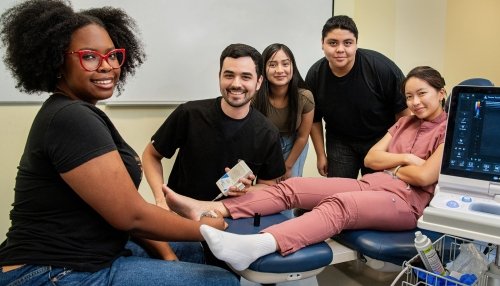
[[461, 196, 472, 203], [446, 200, 459, 208]]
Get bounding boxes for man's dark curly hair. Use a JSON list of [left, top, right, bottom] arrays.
[[0, 0, 145, 95]]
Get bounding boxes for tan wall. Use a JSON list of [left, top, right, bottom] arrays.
[[343, 0, 499, 87], [444, 0, 500, 88], [337, 0, 447, 75], [1, 106, 39, 242]]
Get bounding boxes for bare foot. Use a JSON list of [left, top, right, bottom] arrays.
[[163, 185, 227, 220]]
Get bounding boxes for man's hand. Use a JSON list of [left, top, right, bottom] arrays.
[[316, 155, 328, 177], [225, 167, 255, 196]]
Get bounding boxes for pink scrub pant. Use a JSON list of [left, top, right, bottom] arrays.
[[223, 172, 421, 256]]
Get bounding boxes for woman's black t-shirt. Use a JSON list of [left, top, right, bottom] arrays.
[[0, 94, 142, 272]]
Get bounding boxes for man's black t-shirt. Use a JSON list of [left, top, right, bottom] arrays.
[[152, 97, 285, 201], [306, 48, 408, 141]]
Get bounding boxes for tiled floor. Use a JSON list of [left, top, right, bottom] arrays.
[[317, 261, 401, 286]]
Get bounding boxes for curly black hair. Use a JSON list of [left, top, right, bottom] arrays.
[[0, 0, 145, 95]]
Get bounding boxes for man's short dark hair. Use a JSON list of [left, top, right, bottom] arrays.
[[322, 15, 358, 41], [219, 43, 263, 77]]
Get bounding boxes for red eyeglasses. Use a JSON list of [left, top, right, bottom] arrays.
[[65, 48, 126, 72]]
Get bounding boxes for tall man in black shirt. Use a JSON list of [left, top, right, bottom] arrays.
[[306, 15, 410, 178]]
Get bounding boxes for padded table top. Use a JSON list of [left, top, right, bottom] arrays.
[[225, 213, 333, 273]]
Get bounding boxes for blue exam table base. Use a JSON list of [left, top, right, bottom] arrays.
[[225, 214, 334, 284], [334, 228, 443, 266], [225, 213, 442, 284]]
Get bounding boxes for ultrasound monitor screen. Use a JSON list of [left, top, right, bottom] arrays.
[[441, 86, 500, 182]]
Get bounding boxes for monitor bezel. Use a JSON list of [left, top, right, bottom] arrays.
[[441, 85, 500, 183]]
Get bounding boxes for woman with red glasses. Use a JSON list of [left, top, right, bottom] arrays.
[[0, 1, 238, 285]]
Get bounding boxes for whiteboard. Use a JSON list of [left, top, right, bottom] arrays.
[[0, 0, 332, 104]]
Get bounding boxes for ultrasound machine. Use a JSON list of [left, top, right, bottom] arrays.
[[418, 85, 500, 283]]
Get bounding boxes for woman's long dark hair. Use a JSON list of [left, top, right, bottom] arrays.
[[253, 43, 308, 133]]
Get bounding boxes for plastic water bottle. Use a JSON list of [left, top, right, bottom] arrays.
[[414, 231, 446, 275]]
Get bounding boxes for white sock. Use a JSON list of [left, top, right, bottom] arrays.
[[200, 224, 277, 271]]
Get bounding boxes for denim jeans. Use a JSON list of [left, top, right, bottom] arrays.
[[280, 134, 309, 177], [280, 134, 309, 219], [0, 241, 239, 286]]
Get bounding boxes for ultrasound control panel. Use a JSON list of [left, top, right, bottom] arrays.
[[429, 185, 500, 216]]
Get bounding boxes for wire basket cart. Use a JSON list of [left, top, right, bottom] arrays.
[[391, 234, 497, 286]]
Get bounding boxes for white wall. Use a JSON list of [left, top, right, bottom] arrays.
[[0, 0, 330, 104]]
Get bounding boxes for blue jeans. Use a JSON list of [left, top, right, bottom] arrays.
[[0, 241, 239, 286], [280, 134, 309, 219], [280, 134, 309, 177]]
